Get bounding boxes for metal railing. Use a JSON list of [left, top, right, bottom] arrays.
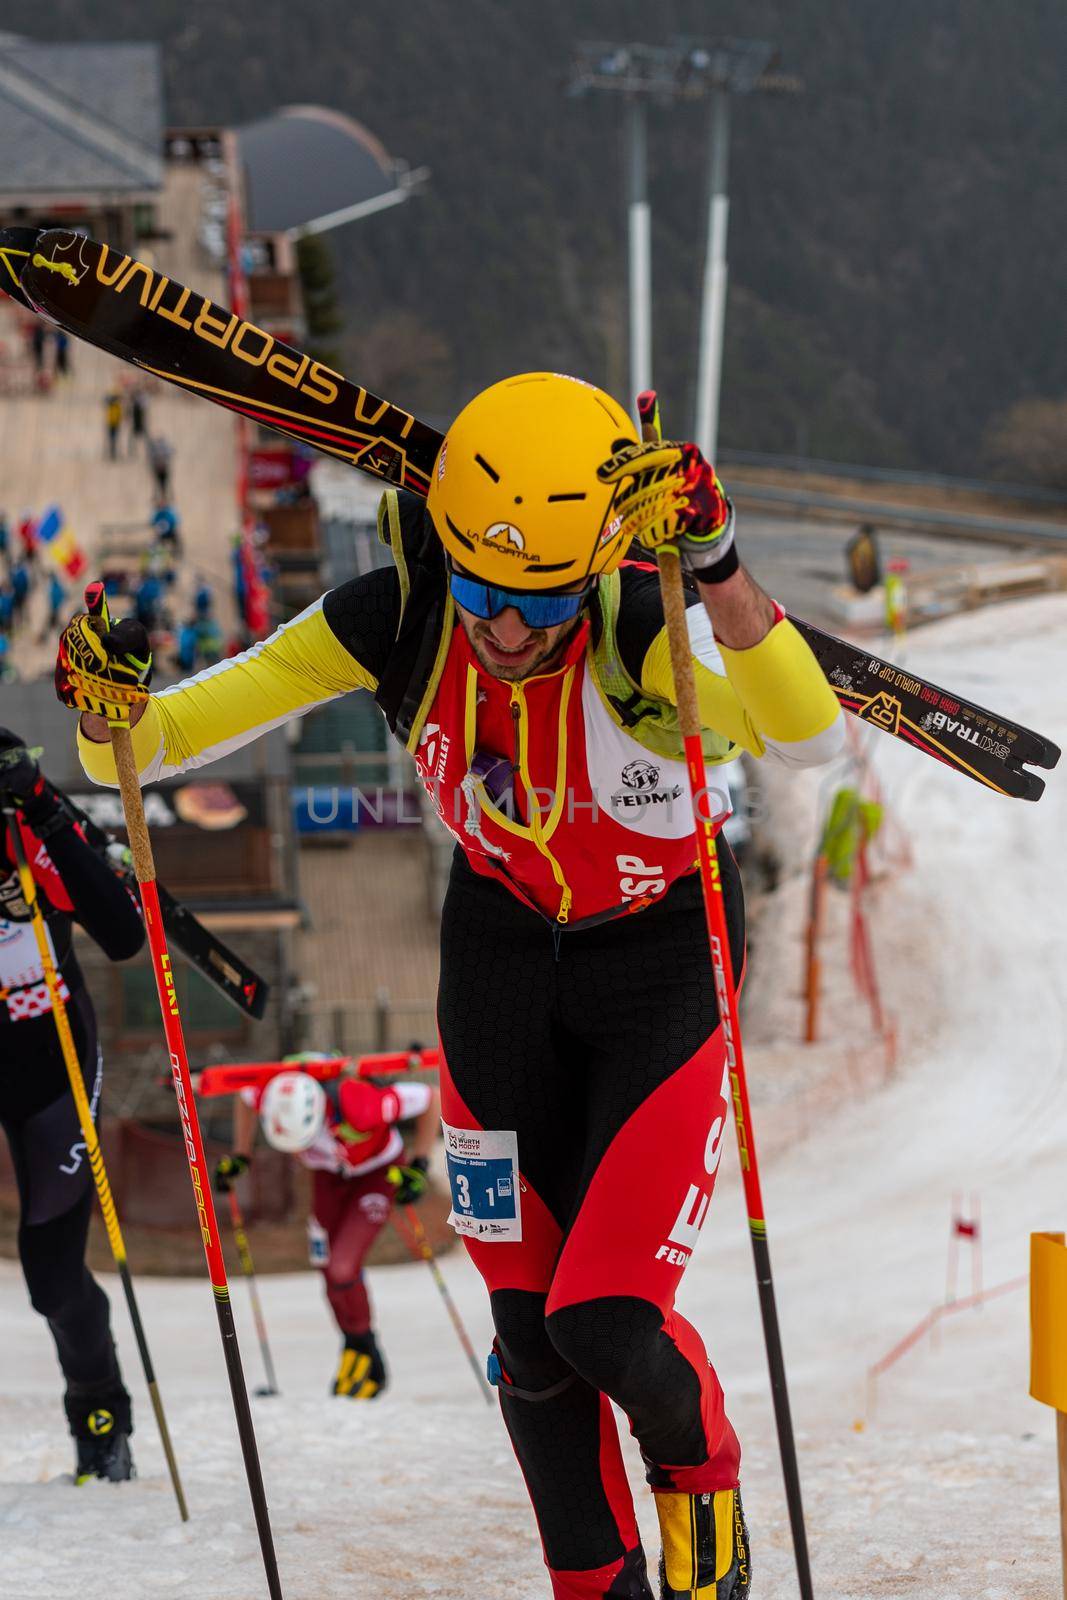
[[731, 480, 1067, 548], [719, 448, 1067, 509], [295, 995, 438, 1057]]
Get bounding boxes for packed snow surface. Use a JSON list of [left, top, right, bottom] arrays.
[[3, 597, 1066, 1599]]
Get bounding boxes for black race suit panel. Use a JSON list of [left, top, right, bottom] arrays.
[[437, 840, 745, 1597], [1, 987, 115, 1387]]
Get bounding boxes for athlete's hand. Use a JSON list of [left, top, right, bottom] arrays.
[[597, 440, 735, 578], [214, 1152, 251, 1193], [55, 582, 152, 723], [388, 1155, 430, 1207], [0, 732, 68, 835], [0, 731, 43, 804]]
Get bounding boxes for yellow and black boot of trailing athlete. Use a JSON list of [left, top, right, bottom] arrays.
[[332, 1330, 388, 1400], [655, 1488, 750, 1599], [66, 1374, 135, 1485]]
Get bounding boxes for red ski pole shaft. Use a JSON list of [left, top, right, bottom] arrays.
[[658, 548, 814, 1599], [638, 390, 814, 1600], [110, 725, 284, 1599]]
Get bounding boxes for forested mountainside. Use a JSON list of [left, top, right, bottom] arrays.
[[15, 0, 1067, 472]]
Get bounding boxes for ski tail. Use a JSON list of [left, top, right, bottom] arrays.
[[0, 226, 40, 310], [18, 229, 442, 496], [790, 615, 1060, 801], [193, 1059, 351, 1098], [154, 885, 270, 1020], [59, 793, 272, 1020], [192, 1048, 440, 1098]]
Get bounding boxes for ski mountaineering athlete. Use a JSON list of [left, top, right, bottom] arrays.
[[213, 1059, 439, 1398], [59, 373, 844, 1598], [0, 729, 144, 1484]]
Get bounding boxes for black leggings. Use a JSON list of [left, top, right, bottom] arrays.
[[438, 845, 745, 1592], [1, 990, 119, 1392]]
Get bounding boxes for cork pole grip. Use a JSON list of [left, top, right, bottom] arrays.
[[110, 724, 157, 884], [657, 548, 702, 739]]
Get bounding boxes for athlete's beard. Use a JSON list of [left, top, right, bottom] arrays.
[[463, 615, 582, 682]]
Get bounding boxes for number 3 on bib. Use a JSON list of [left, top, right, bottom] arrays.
[[616, 853, 666, 899], [442, 1124, 522, 1242]]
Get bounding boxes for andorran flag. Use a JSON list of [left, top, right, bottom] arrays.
[[35, 504, 87, 581]]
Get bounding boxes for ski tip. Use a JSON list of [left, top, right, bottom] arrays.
[[1011, 766, 1048, 802]]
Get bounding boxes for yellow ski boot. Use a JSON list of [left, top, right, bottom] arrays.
[[654, 1488, 749, 1598], [332, 1331, 387, 1399]]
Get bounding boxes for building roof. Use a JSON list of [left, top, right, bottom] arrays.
[[236, 104, 413, 236], [0, 36, 164, 198]]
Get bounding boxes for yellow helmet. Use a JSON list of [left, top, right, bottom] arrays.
[[427, 372, 638, 591]]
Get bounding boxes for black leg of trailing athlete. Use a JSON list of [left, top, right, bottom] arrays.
[[0, 728, 146, 1483], [1, 992, 133, 1483]]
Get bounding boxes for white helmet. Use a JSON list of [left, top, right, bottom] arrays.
[[260, 1071, 327, 1153]]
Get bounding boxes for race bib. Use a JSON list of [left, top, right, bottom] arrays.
[[442, 1123, 521, 1242], [307, 1216, 329, 1267]]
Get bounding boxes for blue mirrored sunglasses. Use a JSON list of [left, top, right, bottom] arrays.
[[449, 572, 593, 629]]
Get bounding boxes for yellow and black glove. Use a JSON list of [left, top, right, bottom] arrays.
[[597, 439, 737, 581], [55, 581, 152, 722], [0, 733, 45, 809], [0, 733, 67, 838], [388, 1155, 430, 1207], [213, 1152, 251, 1194]]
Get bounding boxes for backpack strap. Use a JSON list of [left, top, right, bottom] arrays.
[[372, 490, 453, 750], [591, 568, 734, 764], [376, 488, 410, 615], [592, 571, 667, 729]]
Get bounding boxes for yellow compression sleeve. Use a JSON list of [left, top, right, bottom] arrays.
[[77, 599, 375, 786], [641, 612, 843, 763]]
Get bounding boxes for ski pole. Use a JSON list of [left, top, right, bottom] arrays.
[[391, 1202, 492, 1405], [105, 722, 284, 1598], [638, 392, 815, 1600], [63, 581, 283, 1592], [2, 805, 189, 1522], [228, 1189, 280, 1398]]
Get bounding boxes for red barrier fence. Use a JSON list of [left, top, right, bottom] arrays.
[[865, 1272, 1028, 1420]]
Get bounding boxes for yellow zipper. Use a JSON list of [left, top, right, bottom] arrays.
[[509, 681, 574, 924]]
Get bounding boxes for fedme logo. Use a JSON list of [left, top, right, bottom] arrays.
[[621, 759, 660, 791], [611, 759, 684, 812]]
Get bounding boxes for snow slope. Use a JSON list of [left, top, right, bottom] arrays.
[[2, 597, 1065, 1600]]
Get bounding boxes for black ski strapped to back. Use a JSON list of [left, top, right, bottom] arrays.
[[4, 227, 1055, 799]]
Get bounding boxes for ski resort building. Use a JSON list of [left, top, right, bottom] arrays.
[[0, 35, 165, 247]]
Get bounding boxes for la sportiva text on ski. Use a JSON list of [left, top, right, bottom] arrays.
[[5, 226, 1058, 801]]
